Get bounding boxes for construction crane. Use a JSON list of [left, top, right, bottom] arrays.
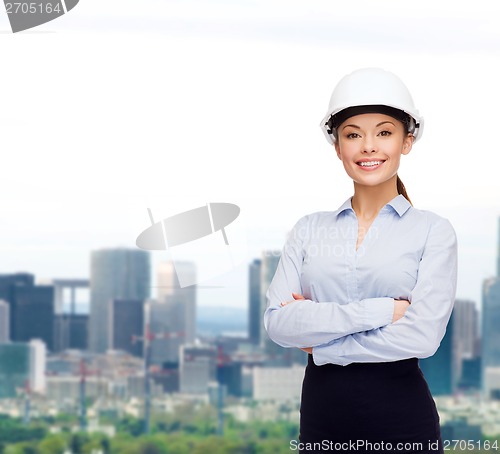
[[22, 379, 30, 425], [132, 324, 185, 434], [215, 343, 234, 437], [79, 358, 99, 431]]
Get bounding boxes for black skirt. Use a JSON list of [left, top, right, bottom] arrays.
[[299, 354, 443, 454]]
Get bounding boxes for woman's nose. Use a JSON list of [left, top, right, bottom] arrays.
[[362, 137, 377, 153]]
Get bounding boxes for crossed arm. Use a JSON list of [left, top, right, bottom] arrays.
[[263, 215, 458, 366], [280, 293, 411, 354]]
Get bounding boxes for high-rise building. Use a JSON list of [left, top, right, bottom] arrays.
[[67, 314, 89, 350], [89, 248, 150, 353], [0, 273, 35, 339], [54, 314, 89, 352], [497, 216, 500, 278], [12, 285, 55, 352], [157, 261, 196, 345], [146, 300, 179, 365], [111, 299, 144, 357], [453, 299, 480, 388], [0, 339, 46, 398], [420, 309, 455, 395], [482, 277, 500, 387], [454, 299, 479, 360], [50, 279, 89, 315], [0, 300, 10, 343], [179, 344, 216, 394], [46, 279, 90, 352], [260, 251, 280, 351], [147, 261, 196, 366], [481, 216, 500, 393], [248, 259, 261, 345]]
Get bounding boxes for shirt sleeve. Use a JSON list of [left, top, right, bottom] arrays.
[[312, 216, 458, 366], [263, 215, 395, 349]]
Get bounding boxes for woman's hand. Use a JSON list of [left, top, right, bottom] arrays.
[[393, 298, 411, 323], [280, 292, 305, 307], [280, 294, 409, 351], [280, 293, 312, 353]]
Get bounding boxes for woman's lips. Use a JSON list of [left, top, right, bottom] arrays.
[[356, 160, 385, 171]]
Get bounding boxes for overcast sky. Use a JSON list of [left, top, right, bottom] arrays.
[[1, 1, 499, 311]]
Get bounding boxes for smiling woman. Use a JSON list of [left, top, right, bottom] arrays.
[[264, 68, 457, 453]]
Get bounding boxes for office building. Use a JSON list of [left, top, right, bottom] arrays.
[[11, 285, 55, 351], [147, 261, 196, 366], [453, 299, 480, 387], [497, 216, 500, 278], [260, 250, 280, 351], [50, 278, 89, 315], [44, 279, 90, 352], [0, 300, 9, 343], [0, 339, 46, 398], [248, 259, 261, 345], [157, 261, 196, 344], [111, 298, 144, 357], [89, 248, 150, 353], [454, 299, 479, 360], [146, 300, 180, 365], [54, 314, 89, 352], [217, 361, 243, 397], [420, 310, 455, 396], [253, 364, 305, 401], [484, 368, 500, 400], [482, 278, 500, 388], [179, 344, 216, 394], [481, 216, 500, 393], [0, 273, 35, 339], [459, 357, 481, 390]]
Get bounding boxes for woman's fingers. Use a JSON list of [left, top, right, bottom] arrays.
[[280, 292, 306, 306]]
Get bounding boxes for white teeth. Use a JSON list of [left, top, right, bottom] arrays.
[[358, 161, 383, 167]]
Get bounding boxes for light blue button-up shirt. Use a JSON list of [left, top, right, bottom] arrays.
[[263, 194, 458, 366]]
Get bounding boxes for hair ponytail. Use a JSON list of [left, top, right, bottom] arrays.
[[396, 175, 412, 206]]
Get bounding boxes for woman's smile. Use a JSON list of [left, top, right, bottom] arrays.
[[356, 159, 387, 170]]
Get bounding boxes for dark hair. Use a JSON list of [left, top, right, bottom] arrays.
[[396, 175, 412, 206], [328, 105, 414, 206]]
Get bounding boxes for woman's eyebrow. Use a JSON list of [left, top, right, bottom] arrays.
[[342, 120, 395, 131], [341, 124, 360, 131]]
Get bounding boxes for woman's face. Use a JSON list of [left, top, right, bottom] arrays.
[[334, 112, 413, 187]]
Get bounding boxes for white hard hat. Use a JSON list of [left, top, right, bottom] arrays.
[[320, 68, 424, 145]]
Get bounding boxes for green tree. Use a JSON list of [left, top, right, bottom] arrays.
[[38, 435, 66, 454], [70, 433, 88, 454], [4, 441, 39, 454]]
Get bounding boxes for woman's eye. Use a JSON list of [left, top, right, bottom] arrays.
[[379, 130, 392, 137], [346, 132, 360, 139]]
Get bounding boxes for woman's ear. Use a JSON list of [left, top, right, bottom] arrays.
[[334, 142, 342, 160], [402, 134, 414, 155]]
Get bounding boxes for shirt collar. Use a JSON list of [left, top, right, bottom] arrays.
[[336, 194, 411, 218]]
